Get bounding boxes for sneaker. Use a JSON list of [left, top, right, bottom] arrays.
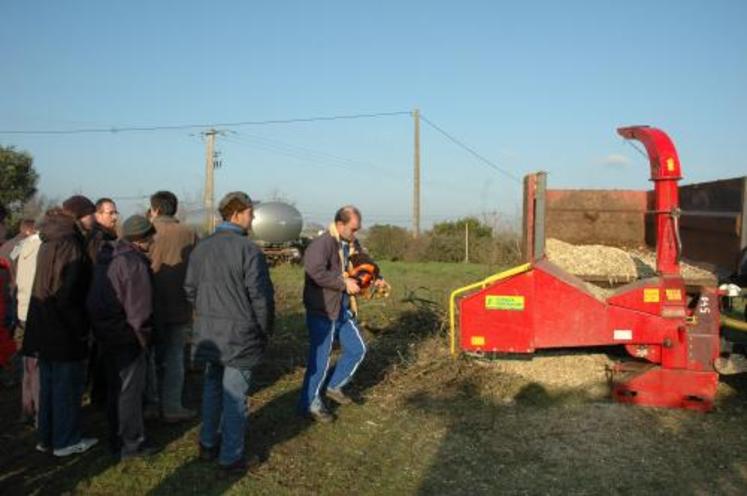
[[53, 438, 99, 457], [198, 442, 220, 462], [162, 407, 197, 424], [715, 354, 747, 375], [326, 388, 353, 405], [120, 440, 162, 461], [35, 443, 50, 454]]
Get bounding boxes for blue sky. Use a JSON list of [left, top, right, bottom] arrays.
[[1, 0, 745, 227]]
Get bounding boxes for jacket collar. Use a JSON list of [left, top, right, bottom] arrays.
[[216, 221, 247, 236], [152, 215, 179, 224]]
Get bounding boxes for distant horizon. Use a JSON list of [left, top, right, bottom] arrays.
[[2, 1, 744, 229]]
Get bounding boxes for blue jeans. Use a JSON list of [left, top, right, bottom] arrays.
[[199, 361, 252, 466], [38, 360, 86, 450], [155, 323, 189, 414], [298, 311, 367, 413]]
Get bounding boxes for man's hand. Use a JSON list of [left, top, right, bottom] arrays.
[[345, 277, 361, 295]]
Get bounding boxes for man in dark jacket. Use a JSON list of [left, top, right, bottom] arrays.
[[88, 215, 160, 460], [299, 206, 381, 422], [88, 198, 119, 407], [22, 204, 98, 457], [184, 191, 274, 473], [89, 198, 119, 261]]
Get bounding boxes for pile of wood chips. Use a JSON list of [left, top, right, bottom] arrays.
[[545, 239, 637, 282], [545, 238, 716, 298]]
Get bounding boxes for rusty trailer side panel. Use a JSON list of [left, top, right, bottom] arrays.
[[545, 177, 746, 272], [546, 189, 648, 247], [654, 177, 746, 272]]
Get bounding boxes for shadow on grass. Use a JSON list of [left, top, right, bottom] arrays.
[[146, 296, 444, 494], [409, 367, 747, 495], [0, 379, 203, 496], [146, 387, 308, 496]]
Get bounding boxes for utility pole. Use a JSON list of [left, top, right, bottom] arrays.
[[465, 222, 470, 263], [413, 108, 421, 238], [203, 129, 219, 234]]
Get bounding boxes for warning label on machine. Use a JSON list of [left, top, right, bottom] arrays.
[[485, 295, 525, 311], [665, 289, 682, 301], [643, 288, 660, 303]]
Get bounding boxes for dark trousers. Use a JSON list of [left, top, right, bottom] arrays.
[[38, 360, 86, 450], [105, 345, 146, 455], [89, 341, 108, 407]]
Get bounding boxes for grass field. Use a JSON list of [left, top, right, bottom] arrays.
[[2, 261, 747, 495]]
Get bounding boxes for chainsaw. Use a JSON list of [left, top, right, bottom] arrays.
[[346, 253, 391, 299]]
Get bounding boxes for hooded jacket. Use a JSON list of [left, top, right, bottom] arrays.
[[87, 240, 153, 350], [23, 213, 91, 361], [184, 222, 274, 369]]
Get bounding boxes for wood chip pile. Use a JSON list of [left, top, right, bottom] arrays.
[[545, 238, 715, 284], [545, 239, 637, 282]]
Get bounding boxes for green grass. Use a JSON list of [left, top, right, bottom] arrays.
[[3, 261, 747, 495]]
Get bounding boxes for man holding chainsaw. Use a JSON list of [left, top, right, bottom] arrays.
[[298, 205, 386, 422]]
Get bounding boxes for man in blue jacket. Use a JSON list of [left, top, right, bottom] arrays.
[[185, 191, 274, 474]]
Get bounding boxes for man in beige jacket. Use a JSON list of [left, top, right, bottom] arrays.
[[147, 191, 198, 422]]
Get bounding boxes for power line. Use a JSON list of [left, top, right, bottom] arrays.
[[419, 114, 522, 183], [0, 111, 411, 135], [220, 132, 493, 196]]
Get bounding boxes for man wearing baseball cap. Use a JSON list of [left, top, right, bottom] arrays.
[[185, 191, 275, 474], [88, 214, 160, 460]]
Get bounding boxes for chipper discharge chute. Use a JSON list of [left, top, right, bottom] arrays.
[[450, 126, 723, 412]]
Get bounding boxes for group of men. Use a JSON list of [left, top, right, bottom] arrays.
[[0, 192, 380, 474]]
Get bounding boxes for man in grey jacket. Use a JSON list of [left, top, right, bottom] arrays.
[[184, 191, 274, 473], [298, 206, 381, 422]]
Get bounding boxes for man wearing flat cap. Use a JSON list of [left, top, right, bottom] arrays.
[[185, 191, 275, 474], [88, 214, 160, 460]]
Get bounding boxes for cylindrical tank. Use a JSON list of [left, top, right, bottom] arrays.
[[251, 201, 303, 244]]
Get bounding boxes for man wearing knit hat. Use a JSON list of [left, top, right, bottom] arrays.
[[87, 215, 160, 460], [185, 191, 275, 474]]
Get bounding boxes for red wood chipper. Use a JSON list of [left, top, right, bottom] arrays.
[[450, 125, 724, 412]]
